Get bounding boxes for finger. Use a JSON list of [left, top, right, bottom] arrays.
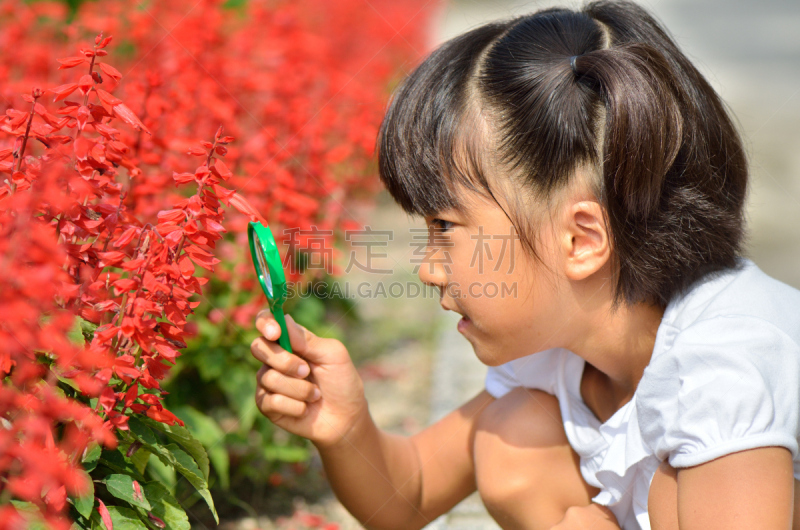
[[255, 387, 308, 418], [284, 314, 308, 352], [255, 308, 281, 341], [251, 338, 310, 377], [284, 314, 348, 365], [258, 367, 321, 402]]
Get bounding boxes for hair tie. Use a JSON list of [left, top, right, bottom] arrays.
[[569, 55, 579, 75]]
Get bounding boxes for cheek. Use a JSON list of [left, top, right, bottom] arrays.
[[479, 268, 550, 340]]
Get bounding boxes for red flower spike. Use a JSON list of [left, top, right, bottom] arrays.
[[98, 63, 122, 83], [57, 57, 86, 69], [123, 384, 138, 408], [111, 102, 151, 135], [229, 192, 267, 224], [147, 513, 166, 529], [113, 226, 139, 248], [132, 480, 143, 502], [173, 172, 195, 184], [0, 8, 430, 523], [44, 485, 67, 512], [97, 499, 113, 530], [146, 405, 183, 426], [212, 159, 232, 180], [157, 209, 186, 223], [49, 83, 78, 101], [77, 74, 94, 95]]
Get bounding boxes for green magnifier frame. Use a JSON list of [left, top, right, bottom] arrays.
[[248, 222, 292, 353]]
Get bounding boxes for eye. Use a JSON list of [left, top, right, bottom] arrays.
[[430, 218, 454, 232]]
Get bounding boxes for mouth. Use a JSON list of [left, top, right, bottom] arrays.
[[441, 303, 471, 329]]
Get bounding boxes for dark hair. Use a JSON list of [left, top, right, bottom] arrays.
[[376, 0, 748, 308]]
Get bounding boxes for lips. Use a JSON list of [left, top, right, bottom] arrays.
[[457, 314, 471, 333], [440, 302, 469, 322]]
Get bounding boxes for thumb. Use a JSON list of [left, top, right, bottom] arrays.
[[285, 314, 348, 365]]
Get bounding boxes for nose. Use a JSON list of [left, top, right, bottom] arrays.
[[417, 251, 449, 291]]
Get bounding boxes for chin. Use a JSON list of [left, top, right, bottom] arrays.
[[470, 344, 507, 367]]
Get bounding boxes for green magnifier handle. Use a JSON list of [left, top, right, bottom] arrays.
[[248, 221, 292, 353]]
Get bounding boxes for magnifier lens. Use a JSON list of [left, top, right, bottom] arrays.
[[253, 232, 274, 298]]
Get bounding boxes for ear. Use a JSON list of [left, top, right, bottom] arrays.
[[561, 201, 610, 281]]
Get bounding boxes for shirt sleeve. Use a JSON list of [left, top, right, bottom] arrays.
[[637, 316, 800, 469], [485, 348, 566, 398]]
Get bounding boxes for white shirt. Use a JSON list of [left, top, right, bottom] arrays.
[[484, 258, 800, 529]]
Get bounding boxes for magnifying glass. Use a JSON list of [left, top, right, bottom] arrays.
[[248, 221, 292, 353]]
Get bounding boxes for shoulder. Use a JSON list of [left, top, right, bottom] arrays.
[[638, 259, 800, 468], [485, 348, 573, 398], [664, 258, 800, 337], [637, 313, 800, 468]]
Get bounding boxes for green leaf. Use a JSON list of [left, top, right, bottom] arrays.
[[163, 444, 218, 522], [11, 499, 40, 513], [264, 444, 310, 463], [171, 407, 225, 445], [57, 374, 82, 394], [146, 453, 176, 494], [99, 448, 147, 482], [104, 474, 151, 511], [194, 347, 226, 381], [70, 510, 92, 530], [139, 416, 210, 481], [132, 448, 152, 476], [68, 317, 98, 345], [70, 470, 95, 519], [218, 364, 257, 432], [128, 417, 159, 446], [107, 506, 148, 529], [129, 417, 217, 520], [141, 481, 190, 530], [119, 439, 152, 476], [172, 406, 230, 489], [68, 318, 85, 345], [207, 445, 230, 490], [82, 443, 102, 472]]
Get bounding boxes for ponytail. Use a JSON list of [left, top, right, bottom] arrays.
[[572, 44, 683, 219], [377, 0, 748, 307]]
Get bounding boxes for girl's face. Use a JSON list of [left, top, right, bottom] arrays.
[[420, 187, 572, 366]]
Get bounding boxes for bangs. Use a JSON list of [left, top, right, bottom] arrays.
[[376, 21, 512, 217]]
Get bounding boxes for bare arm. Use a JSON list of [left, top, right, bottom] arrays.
[[676, 446, 795, 530], [317, 390, 494, 530], [649, 447, 797, 530], [250, 308, 494, 530]]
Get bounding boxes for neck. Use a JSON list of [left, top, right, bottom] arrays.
[[569, 295, 665, 399]]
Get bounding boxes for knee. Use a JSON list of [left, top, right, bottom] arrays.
[[474, 387, 564, 446], [473, 388, 568, 509]]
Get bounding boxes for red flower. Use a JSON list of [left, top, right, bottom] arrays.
[[0, 0, 433, 525]]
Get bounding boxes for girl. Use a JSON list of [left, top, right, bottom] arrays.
[[249, 1, 800, 528]]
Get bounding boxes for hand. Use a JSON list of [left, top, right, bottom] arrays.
[[550, 503, 620, 529], [251, 308, 368, 449]]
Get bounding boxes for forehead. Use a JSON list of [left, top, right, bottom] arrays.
[[428, 179, 516, 229], [375, 21, 512, 220]]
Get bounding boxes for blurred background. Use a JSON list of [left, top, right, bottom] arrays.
[[3, 0, 797, 528]]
